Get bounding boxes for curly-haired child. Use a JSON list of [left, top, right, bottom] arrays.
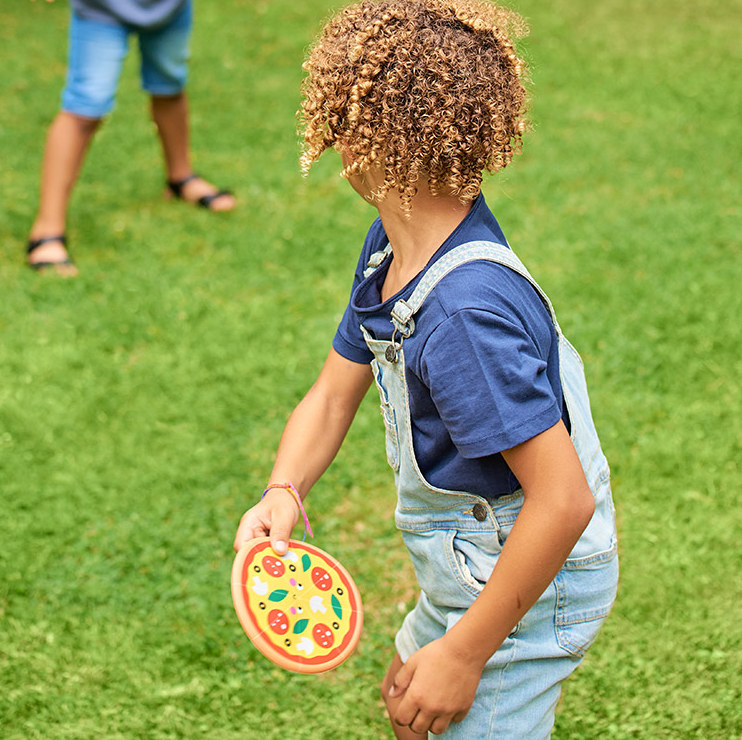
[[234, 1, 618, 737]]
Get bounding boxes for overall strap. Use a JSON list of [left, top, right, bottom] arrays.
[[363, 243, 393, 278], [390, 240, 563, 338]]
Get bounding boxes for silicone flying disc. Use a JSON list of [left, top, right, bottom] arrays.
[[231, 537, 363, 674]]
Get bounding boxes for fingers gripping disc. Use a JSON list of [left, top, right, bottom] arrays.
[[231, 538, 363, 673]]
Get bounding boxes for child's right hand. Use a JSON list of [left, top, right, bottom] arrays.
[[233, 489, 300, 556]]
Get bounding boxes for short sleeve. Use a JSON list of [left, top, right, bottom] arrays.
[[332, 303, 374, 364], [331, 222, 388, 365], [419, 308, 561, 457]]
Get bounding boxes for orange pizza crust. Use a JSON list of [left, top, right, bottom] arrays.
[[231, 537, 363, 673]]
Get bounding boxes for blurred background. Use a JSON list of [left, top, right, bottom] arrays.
[[1, 0, 740, 737]]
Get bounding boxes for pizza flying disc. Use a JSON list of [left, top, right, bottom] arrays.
[[231, 537, 363, 673]]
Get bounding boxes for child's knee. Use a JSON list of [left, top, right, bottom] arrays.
[[61, 78, 118, 119], [60, 111, 103, 135]]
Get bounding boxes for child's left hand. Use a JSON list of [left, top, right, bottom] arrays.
[[387, 636, 483, 735]]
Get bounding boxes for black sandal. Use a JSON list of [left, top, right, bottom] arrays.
[[166, 174, 233, 210], [26, 235, 77, 274]]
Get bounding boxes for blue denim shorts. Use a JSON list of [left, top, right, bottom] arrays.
[[61, 1, 192, 118], [394, 490, 618, 740]]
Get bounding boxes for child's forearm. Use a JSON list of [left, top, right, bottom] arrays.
[[266, 349, 372, 498], [268, 387, 361, 495], [234, 350, 371, 553], [446, 421, 596, 667], [386, 465, 595, 732], [445, 488, 594, 668]]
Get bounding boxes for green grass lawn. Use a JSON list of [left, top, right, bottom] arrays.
[[1, 0, 741, 738]]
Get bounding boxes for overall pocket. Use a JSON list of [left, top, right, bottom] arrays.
[[448, 528, 520, 638], [566, 477, 617, 562], [380, 400, 400, 470], [554, 552, 618, 658], [400, 528, 495, 610], [447, 495, 521, 602], [450, 529, 501, 596], [370, 359, 400, 472]]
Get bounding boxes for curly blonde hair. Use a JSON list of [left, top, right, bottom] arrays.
[[299, 0, 529, 208]]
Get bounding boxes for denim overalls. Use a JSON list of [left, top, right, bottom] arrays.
[[360, 241, 618, 739]]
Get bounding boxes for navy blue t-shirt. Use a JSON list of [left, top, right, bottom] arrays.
[[333, 194, 566, 499]]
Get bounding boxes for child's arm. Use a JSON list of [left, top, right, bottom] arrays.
[[386, 420, 596, 736], [233, 348, 372, 555]]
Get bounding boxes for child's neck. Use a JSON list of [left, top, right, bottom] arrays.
[[377, 187, 474, 302]]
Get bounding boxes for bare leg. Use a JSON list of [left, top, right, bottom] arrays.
[[382, 653, 428, 740], [150, 92, 235, 211], [28, 111, 101, 274]]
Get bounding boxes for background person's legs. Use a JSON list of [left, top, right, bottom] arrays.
[[140, 1, 235, 211], [27, 112, 101, 274], [150, 93, 235, 211], [27, 11, 128, 273]]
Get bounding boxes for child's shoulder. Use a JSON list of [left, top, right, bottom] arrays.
[[409, 254, 555, 363], [408, 257, 556, 382], [428, 254, 540, 321]]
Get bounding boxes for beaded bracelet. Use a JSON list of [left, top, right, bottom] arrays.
[[261, 482, 314, 541]]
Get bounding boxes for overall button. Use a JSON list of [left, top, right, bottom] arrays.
[[472, 503, 488, 522]]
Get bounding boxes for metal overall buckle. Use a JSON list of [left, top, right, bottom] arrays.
[[385, 328, 402, 363], [386, 300, 415, 363]]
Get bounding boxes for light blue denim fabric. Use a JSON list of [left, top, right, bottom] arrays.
[[361, 241, 618, 739], [62, 1, 192, 118]]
